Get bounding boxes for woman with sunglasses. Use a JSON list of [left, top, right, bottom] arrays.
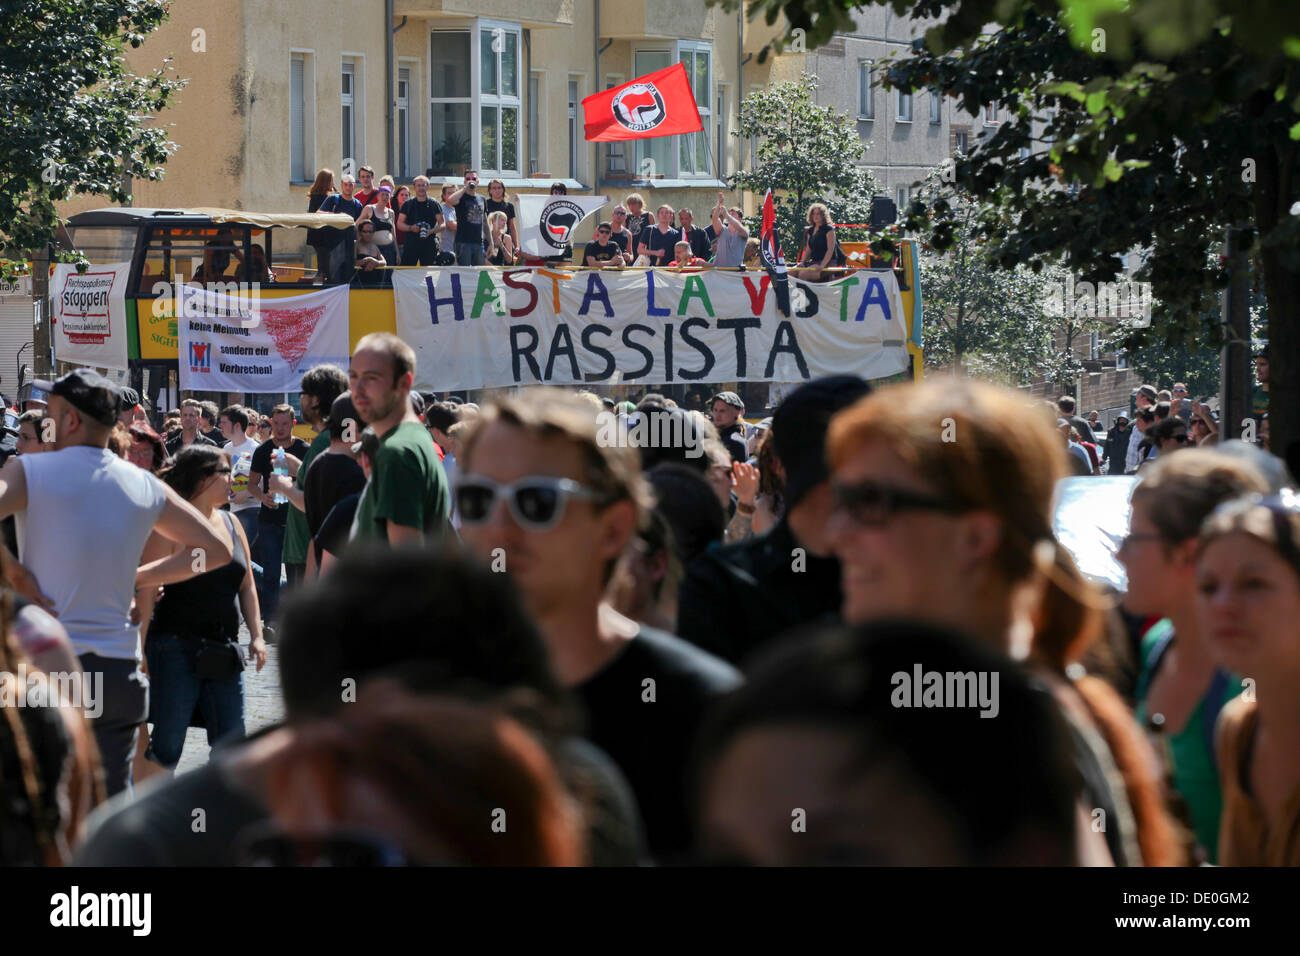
[[1119, 451, 1269, 863], [1197, 492, 1300, 865], [135, 446, 266, 775], [824, 379, 1168, 865]]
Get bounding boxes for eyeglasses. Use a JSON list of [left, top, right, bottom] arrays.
[[456, 475, 604, 531], [831, 479, 966, 527], [598, 230, 611, 235], [613, 210, 627, 216], [1168, 434, 1190, 444]]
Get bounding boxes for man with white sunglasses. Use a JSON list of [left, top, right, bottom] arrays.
[[455, 389, 740, 862]]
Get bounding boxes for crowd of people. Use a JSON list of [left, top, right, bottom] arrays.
[[292, 165, 853, 284], [0, 343, 1295, 867]]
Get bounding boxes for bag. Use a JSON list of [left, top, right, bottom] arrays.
[[194, 638, 245, 681]]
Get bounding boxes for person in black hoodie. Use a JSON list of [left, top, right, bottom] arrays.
[[676, 376, 871, 666]]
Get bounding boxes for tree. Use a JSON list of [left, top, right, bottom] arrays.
[[717, 0, 1300, 468], [729, 75, 879, 252], [1, 0, 182, 277]]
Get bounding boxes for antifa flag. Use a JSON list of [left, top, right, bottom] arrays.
[[516, 194, 609, 256], [760, 189, 792, 317], [582, 63, 704, 142]]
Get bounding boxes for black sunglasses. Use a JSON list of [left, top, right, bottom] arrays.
[[456, 475, 603, 531], [831, 479, 966, 527]]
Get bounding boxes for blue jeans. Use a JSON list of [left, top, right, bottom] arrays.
[[456, 243, 486, 266], [145, 634, 245, 771], [255, 519, 286, 621]]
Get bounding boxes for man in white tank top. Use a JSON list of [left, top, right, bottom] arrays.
[[0, 369, 234, 795]]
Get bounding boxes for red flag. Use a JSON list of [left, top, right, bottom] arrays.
[[582, 63, 703, 142]]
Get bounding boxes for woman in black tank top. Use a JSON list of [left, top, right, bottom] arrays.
[[136, 446, 265, 773]]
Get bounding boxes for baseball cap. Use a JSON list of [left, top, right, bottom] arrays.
[[118, 386, 141, 414], [32, 369, 121, 427], [1136, 385, 1158, 403], [771, 376, 872, 511], [711, 391, 744, 410]]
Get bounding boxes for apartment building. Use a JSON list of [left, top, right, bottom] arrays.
[[59, 1, 751, 247]]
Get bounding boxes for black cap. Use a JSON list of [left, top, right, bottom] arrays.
[[771, 376, 872, 511], [409, 391, 426, 417], [33, 369, 121, 428], [710, 391, 744, 409], [118, 386, 140, 413]]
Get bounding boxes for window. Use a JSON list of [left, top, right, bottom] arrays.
[[430, 26, 520, 176], [290, 55, 307, 182], [954, 130, 969, 155], [858, 60, 874, 119], [983, 102, 998, 125], [632, 50, 673, 178], [430, 32, 472, 172], [568, 76, 581, 180], [930, 91, 941, 124], [1116, 353, 1128, 370], [397, 67, 412, 179], [1019, 145, 1031, 160], [678, 43, 712, 177], [603, 75, 626, 178], [897, 89, 912, 123], [527, 72, 541, 174], [341, 60, 356, 168], [479, 23, 521, 175], [1089, 332, 1100, 360], [896, 186, 910, 211]]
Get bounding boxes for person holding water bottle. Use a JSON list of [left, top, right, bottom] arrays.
[[219, 405, 262, 549], [249, 404, 309, 640]]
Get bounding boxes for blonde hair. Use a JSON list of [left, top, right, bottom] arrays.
[[807, 203, 834, 228], [625, 193, 645, 207], [1131, 451, 1269, 544], [487, 210, 508, 231]]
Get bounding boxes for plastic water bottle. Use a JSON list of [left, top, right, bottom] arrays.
[[272, 447, 288, 505]]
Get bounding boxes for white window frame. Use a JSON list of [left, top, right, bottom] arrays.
[[397, 57, 420, 179], [341, 58, 357, 172], [528, 70, 545, 175], [603, 73, 625, 178], [858, 60, 874, 119], [289, 50, 317, 184], [897, 88, 912, 123], [929, 91, 941, 124], [983, 102, 999, 126], [678, 41, 713, 179], [478, 20, 522, 177], [896, 185, 910, 211], [428, 23, 522, 179], [954, 129, 969, 156]]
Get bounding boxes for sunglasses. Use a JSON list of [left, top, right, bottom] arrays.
[[831, 479, 966, 527], [456, 475, 603, 531], [1168, 434, 1190, 444]]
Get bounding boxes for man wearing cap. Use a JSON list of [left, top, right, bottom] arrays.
[[1126, 385, 1158, 474], [116, 386, 142, 427], [710, 392, 748, 463], [677, 376, 871, 664], [0, 369, 233, 795]]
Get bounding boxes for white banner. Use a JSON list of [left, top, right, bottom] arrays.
[[51, 262, 131, 370], [176, 284, 350, 393], [393, 267, 909, 390], [517, 195, 609, 256]]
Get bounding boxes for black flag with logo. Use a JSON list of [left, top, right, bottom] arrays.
[[760, 189, 791, 317]]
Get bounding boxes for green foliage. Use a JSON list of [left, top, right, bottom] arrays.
[[1, 0, 183, 277], [729, 75, 879, 252]]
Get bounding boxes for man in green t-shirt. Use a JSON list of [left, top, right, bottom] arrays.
[[275, 365, 350, 589], [348, 332, 448, 544]]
